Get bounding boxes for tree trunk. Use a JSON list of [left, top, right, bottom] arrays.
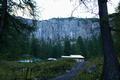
[[0, 0, 7, 35], [98, 0, 120, 80]]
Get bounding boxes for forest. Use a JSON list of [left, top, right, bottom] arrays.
[[0, 0, 120, 80]]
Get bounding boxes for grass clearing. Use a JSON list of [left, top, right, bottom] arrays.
[[0, 59, 75, 80]]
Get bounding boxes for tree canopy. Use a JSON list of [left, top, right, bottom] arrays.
[[0, 0, 37, 60]]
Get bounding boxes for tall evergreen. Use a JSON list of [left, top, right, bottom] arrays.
[[76, 36, 87, 57], [64, 39, 72, 56], [0, 0, 37, 60]]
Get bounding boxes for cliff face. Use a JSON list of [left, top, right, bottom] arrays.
[[35, 17, 100, 41]]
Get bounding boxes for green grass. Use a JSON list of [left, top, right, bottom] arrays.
[[0, 59, 75, 80], [0, 57, 119, 80]]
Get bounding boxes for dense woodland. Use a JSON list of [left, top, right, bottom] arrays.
[[0, 0, 103, 60], [0, 0, 119, 60], [0, 0, 120, 80]]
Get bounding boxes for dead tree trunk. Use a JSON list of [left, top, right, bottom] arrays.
[[98, 0, 120, 80]]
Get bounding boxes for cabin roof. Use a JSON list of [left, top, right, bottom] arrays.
[[61, 55, 84, 59]]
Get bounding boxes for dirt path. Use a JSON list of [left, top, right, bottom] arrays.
[[50, 61, 86, 80]]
